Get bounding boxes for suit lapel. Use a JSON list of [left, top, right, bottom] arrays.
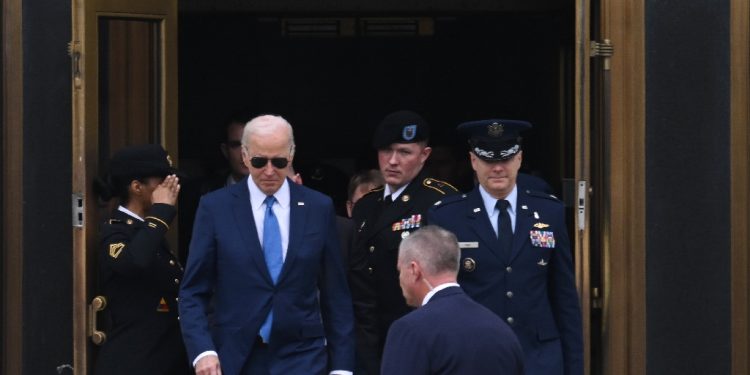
[[508, 191, 533, 263], [465, 189, 505, 262], [278, 180, 305, 284], [230, 181, 273, 284]]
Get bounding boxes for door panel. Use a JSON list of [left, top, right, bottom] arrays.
[[71, 0, 177, 373]]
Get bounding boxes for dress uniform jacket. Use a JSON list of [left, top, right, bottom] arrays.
[[381, 286, 524, 375], [94, 204, 190, 375], [349, 169, 457, 373], [428, 187, 583, 375]]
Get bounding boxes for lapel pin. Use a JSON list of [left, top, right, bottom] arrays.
[[473, 208, 481, 213]]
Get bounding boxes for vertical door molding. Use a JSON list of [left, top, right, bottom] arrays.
[[2, 0, 23, 373], [604, 0, 646, 374], [730, 0, 750, 373]]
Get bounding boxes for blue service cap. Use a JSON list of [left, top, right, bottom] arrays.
[[372, 110, 430, 149], [457, 119, 532, 161]]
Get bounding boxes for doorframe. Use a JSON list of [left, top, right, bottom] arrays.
[[2, 0, 24, 373], [730, 0, 750, 373], [600, 0, 647, 374]]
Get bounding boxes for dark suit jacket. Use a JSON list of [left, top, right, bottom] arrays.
[[179, 178, 355, 374], [94, 205, 190, 375], [428, 187, 583, 375], [380, 287, 524, 375]]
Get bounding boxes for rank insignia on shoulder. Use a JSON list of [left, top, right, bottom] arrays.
[[392, 214, 422, 231], [533, 222, 550, 229], [434, 200, 442, 206], [156, 297, 170, 312], [529, 230, 556, 248], [109, 243, 125, 259]]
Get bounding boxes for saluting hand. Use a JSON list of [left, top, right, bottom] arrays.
[[152, 174, 180, 206]]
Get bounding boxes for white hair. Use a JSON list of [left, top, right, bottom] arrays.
[[241, 114, 296, 157]]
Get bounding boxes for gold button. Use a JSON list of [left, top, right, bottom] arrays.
[[169, 260, 175, 266], [506, 291, 514, 298], [369, 246, 375, 253], [506, 266, 513, 273], [507, 317, 515, 325], [175, 297, 179, 302], [174, 278, 180, 284], [368, 267, 373, 274]]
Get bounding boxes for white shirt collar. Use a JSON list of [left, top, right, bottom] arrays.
[[117, 205, 144, 221], [421, 282, 460, 306], [247, 177, 290, 210], [384, 183, 409, 201]]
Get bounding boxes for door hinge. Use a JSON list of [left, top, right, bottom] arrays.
[[72, 193, 84, 227], [577, 180, 587, 231], [590, 39, 613, 70], [591, 287, 603, 309], [67, 41, 82, 89]]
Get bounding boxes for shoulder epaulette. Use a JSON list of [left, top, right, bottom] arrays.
[[361, 185, 385, 199], [432, 193, 468, 208], [422, 178, 459, 195], [525, 189, 562, 202]]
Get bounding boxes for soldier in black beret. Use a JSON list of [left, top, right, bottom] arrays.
[[349, 110, 458, 374], [93, 144, 191, 375], [428, 120, 583, 375]]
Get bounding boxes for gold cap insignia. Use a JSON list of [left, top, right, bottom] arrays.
[[463, 257, 477, 272], [533, 222, 550, 229], [109, 243, 125, 259], [487, 122, 504, 137]]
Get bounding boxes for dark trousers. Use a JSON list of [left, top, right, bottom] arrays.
[[240, 337, 270, 375]]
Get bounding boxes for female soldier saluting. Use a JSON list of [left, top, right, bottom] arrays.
[[93, 144, 190, 375]]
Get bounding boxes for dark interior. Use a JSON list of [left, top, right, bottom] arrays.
[[178, 8, 574, 215]]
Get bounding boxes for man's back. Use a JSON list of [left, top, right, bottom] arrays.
[[381, 287, 524, 375]]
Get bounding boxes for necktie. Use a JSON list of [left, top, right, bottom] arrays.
[[259, 195, 282, 342], [384, 194, 393, 204], [496, 199, 513, 258]]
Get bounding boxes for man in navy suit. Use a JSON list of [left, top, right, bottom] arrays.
[[380, 225, 524, 375], [179, 115, 355, 375], [428, 119, 583, 375]]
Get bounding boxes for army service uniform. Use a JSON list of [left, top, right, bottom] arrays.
[[349, 169, 457, 372], [94, 204, 190, 375]]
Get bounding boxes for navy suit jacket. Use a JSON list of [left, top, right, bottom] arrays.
[[179, 178, 355, 374], [380, 286, 524, 375], [428, 187, 583, 375]]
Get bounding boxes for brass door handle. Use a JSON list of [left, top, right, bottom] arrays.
[[89, 296, 107, 345]]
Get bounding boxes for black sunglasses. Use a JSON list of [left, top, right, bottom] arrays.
[[250, 157, 289, 169]]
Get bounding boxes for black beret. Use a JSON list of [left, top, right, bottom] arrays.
[[457, 119, 532, 161], [372, 110, 430, 149], [108, 144, 177, 179]]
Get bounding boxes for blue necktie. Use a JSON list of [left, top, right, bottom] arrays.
[[259, 195, 282, 342]]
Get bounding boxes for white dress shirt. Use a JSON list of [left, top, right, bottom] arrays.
[[422, 282, 461, 306]]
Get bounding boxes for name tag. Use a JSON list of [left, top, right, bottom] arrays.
[[458, 242, 479, 249]]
